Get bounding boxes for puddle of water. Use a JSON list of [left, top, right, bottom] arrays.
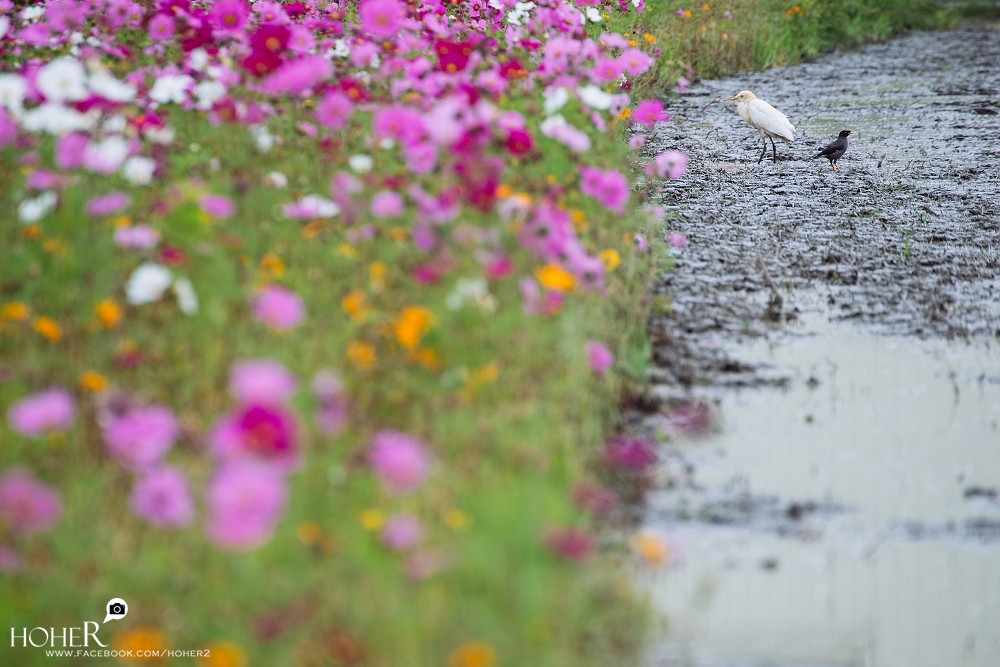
[[643, 306, 1000, 667]]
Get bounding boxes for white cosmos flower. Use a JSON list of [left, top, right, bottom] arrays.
[[250, 125, 274, 152], [126, 263, 173, 305], [188, 49, 209, 72], [543, 87, 570, 115], [88, 72, 136, 102], [0, 17, 10, 41], [193, 80, 225, 110], [577, 85, 614, 110], [264, 171, 288, 188], [329, 40, 350, 58], [102, 114, 127, 133], [0, 74, 26, 116], [19, 103, 95, 134], [585, 7, 602, 22], [144, 125, 175, 145], [21, 6, 44, 20], [348, 155, 373, 173], [36, 57, 88, 102], [148, 75, 194, 105], [121, 156, 156, 185], [18, 192, 58, 223], [173, 278, 199, 315], [83, 136, 130, 175]]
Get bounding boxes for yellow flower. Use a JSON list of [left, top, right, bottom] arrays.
[[33, 317, 62, 342], [96, 299, 122, 329], [369, 261, 387, 292], [297, 521, 323, 546], [448, 642, 496, 667], [569, 210, 588, 232], [346, 341, 376, 369], [534, 264, 576, 292], [113, 627, 169, 664], [630, 531, 670, 567], [337, 243, 358, 259], [442, 509, 471, 531], [1, 302, 30, 321], [341, 290, 368, 323], [360, 509, 384, 531], [599, 249, 621, 272], [195, 641, 247, 667], [113, 216, 132, 228], [258, 252, 285, 279], [545, 174, 557, 185], [79, 371, 109, 393], [394, 307, 433, 351]]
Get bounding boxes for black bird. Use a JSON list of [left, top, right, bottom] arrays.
[[811, 130, 853, 172]]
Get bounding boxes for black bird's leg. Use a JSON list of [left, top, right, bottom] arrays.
[[770, 137, 777, 163], [757, 135, 767, 164]]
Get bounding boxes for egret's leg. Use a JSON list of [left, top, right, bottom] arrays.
[[757, 133, 768, 164], [770, 137, 777, 163]]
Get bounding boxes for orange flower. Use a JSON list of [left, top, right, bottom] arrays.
[[1, 302, 30, 321], [599, 249, 621, 272], [79, 371, 109, 393], [448, 643, 496, 667], [195, 641, 246, 667], [341, 290, 368, 323], [569, 210, 588, 232], [346, 341, 376, 369], [113, 627, 169, 664], [630, 530, 670, 567], [22, 225, 41, 240], [258, 252, 285, 279], [534, 264, 576, 292], [394, 307, 433, 350], [96, 299, 123, 329], [301, 220, 325, 239], [408, 347, 441, 372], [33, 317, 62, 342], [494, 184, 512, 199], [618, 107, 632, 120]]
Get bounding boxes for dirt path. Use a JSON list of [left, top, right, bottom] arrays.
[[644, 25, 1000, 389]]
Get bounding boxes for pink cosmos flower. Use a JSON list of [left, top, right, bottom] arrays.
[[206, 461, 287, 551], [114, 224, 160, 249], [632, 99, 669, 127], [370, 191, 404, 218], [149, 13, 175, 41], [55, 132, 88, 169], [590, 56, 623, 84], [380, 514, 424, 551], [372, 106, 425, 146], [198, 194, 235, 219], [288, 25, 316, 54], [210, 0, 249, 35], [579, 166, 630, 213], [628, 134, 647, 150], [259, 56, 332, 97], [357, 0, 406, 40], [103, 405, 179, 471], [0, 470, 62, 536], [208, 404, 299, 473], [130, 466, 195, 528], [677, 76, 690, 93], [667, 232, 688, 248], [230, 359, 297, 405], [7, 388, 75, 438], [646, 150, 689, 180], [586, 342, 615, 375], [251, 286, 305, 331], [86, 192, 131, 218], [619, 48, 653, 77], [369, 430, 430, 495], [314, 90, 353, 130]]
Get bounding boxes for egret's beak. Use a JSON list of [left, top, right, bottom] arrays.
[[723, 95, 739, 102]]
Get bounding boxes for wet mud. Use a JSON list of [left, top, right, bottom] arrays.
[[644, 25, 1000, 390]]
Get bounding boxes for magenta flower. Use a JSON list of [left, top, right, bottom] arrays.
[[7, 388, 75, 438], [357, 0, 406, 40], [130, 466, 195, 529], [103, 405, 179, 471], [0, 470, 62, 536], [589, 56, 623, 84], [604, 436, 657, 471], [55, 132, 88, 169], [370, 191, 404, 218], [380, 514, 424, 551], [259, 56, 332, 97], [230, 359, 297, 405], [369, 430, 430, 495], [579, 166, 630, 213], [199, 194, 236, 219], [86, 192, 131, 217], [372, 106, 425, 146], [645, 150, 689, 180], [114, 224, 161, 249], [618, 48, 653, 77], [252, 286, 305, 331], [208, 403, 299, 472], [314, 90, 353, 130], [149, 13, 175, 41], [206, 461, 287, 551], [632, 100, 669, 127], [210, 0, 249, 35], [586, 341, 615, 375], [544, 527, 595, 563]]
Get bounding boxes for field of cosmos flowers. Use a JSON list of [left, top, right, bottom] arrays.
[[0, 0, 957, 664]]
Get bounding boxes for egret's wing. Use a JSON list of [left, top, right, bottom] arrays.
[[747, 100, 795, 141]]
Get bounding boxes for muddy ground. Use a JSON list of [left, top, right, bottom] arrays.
[[643, 25, 1000, 390]]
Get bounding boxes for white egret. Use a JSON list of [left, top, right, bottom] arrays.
[[723, 90, 795, 164]]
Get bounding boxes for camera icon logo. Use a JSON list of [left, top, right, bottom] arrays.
[[104, 598, 128, 624]]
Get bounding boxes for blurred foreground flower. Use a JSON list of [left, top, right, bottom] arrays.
[[113, 627, 169, 664], [0, 470, 62, 536], [195, 641, 246, 667], [586, 341, 615, 375], [380, 514, 424, 551], [252, 286, 305, 331], [103, 405, 179, 471], [130, 466, 195, 529], [230, 359, 298, 405], [544, 527, 595, 563], [7, 388, 75, 438], [603, 436, 657, 472], [449, 642, 496, 667], [206, 462, 287, 551], [369, 430, 430, 495]]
